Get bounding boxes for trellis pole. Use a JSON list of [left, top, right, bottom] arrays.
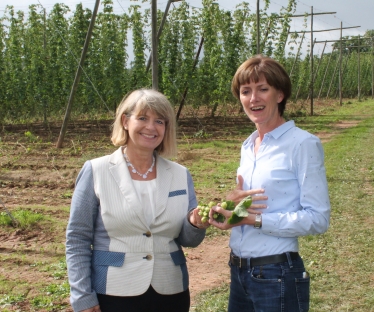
[[339, 22, 343, 105], [310, 6, 314, 115], [256, 0, 260, 54], [56, 0, 100, 148], [327, 54, 340, 98], [318, 47, 335, 99], [289, 32, 305, 78], [358, 35, 361, 101], [151, 0, 158, 90]]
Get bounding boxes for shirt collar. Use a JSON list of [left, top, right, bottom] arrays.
[[268, 120, 295, 139], [244, 120, 295, 147]]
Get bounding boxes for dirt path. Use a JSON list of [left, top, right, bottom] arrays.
[[186, 234, 231, 305]]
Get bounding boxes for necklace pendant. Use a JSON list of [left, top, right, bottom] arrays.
[[132, 169, 137, 173], [142, 174, 147, 179]]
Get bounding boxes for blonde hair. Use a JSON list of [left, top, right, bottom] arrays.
[[111, 89, 177, 158]]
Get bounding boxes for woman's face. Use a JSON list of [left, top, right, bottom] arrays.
[[239, 76, 284, 130], [123, 109, 166, 153]]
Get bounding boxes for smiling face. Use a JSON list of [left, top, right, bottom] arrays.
[[239, 75, 284, 132], [123, 109, 166, 154]]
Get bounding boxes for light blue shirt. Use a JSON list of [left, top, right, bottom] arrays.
[[230, 120, 330, 258]]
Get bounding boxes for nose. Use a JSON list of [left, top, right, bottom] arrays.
[[250, 91, 258, 102], [145, 120, 156, 130]]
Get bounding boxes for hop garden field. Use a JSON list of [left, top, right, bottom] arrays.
[[1, 99, 374, 311]]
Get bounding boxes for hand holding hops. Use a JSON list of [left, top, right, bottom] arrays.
[[197, 202, 213, 223], [197, 196, 252, 225]]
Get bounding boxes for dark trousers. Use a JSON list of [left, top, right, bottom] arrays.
[[228, 253, 309, 312], [97, 286, 190, 312]]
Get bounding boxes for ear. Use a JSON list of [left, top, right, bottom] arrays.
[[121, 114, 128, 129], [277, 90, 284, 104]]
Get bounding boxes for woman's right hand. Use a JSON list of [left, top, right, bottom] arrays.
[[208, 175, 267, 230], [226, 175, 267, 210], [81, 305, 101, 312]]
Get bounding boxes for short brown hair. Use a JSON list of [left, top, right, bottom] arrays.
[[111, 89, 177, 158], [231, 55, 291, 116]]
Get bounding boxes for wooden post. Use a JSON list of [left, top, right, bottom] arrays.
[[358, 35, 361, 101], [56, 0, 100, 148], [310, 6, 313, 116], [151, 0, 158, 90], [318, 47, 335, 99], [146, 0, 182, 73], [289, 32, 305, 78], [372, 39, 374, 99], [327, 54, 340, 98], [313, 40, 327, 82], [339, 22, 343, 105], [256, 0, 260, 54], [176, 36, 204, 121], [43, 8, 47, 125]]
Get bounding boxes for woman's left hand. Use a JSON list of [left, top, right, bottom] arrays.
[[189, 208, 210, 229]]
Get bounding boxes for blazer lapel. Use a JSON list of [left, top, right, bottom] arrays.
[[108, 147, 148, 227], [154, 156, 172, 219]]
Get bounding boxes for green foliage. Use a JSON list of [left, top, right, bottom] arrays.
[[0, 209, 44, 229], [24, 131, 41, 143], [0, 1, 373, 123]]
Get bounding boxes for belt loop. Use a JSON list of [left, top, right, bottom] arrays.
[[286, 252, 293, 268]]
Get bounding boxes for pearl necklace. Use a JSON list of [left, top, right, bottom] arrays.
[[123, 152, 155, 179]]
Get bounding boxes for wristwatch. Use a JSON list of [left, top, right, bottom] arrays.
[[254, 214, 262, 229]]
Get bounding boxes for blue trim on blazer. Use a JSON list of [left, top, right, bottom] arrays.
[[170, 249, 188, 290], [92, 250, 126, 294], [169, 189, 187, 197]]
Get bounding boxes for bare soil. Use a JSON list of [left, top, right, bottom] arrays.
[[0, 101, 362, 311]]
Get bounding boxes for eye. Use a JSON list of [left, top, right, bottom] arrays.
[[241, 90, 250, 95], [260, 88, 268, 92], [156, 119, 165, 125], [138, 116, 146, 121]]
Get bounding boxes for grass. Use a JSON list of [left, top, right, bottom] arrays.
[[0, 209, 45, 229], [193, 99, 374, 312], [1, 99, 374, 311]]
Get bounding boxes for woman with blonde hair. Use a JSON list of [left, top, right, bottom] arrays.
[[66, 89, 209, 312]]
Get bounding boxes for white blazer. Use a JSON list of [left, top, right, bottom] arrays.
[[66, 147, 205, 312]]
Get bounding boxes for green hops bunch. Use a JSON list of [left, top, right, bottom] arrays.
[[197, 202, 213, 223], [197, 196, 252, 225]]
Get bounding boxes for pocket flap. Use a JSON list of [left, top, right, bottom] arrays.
[[92, 250, 125, 267], [170, 249, 186, 265], [168, 190, 187, 197]]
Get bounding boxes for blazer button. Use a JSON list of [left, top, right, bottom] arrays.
[[145, 231, 152, 237], [145, 255, 153, 260]]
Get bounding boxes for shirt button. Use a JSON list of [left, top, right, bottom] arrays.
[[144, 231, 152, 237], [145, 255, 153, 260]]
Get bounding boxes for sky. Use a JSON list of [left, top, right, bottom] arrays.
[[1, 0, 373, 56]]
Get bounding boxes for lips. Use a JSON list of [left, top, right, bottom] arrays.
[[141, 133, 157, 138], [251, 106, 265, 111]]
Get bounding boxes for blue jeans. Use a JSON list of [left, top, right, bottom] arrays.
[[228, 253, 310, 312]]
